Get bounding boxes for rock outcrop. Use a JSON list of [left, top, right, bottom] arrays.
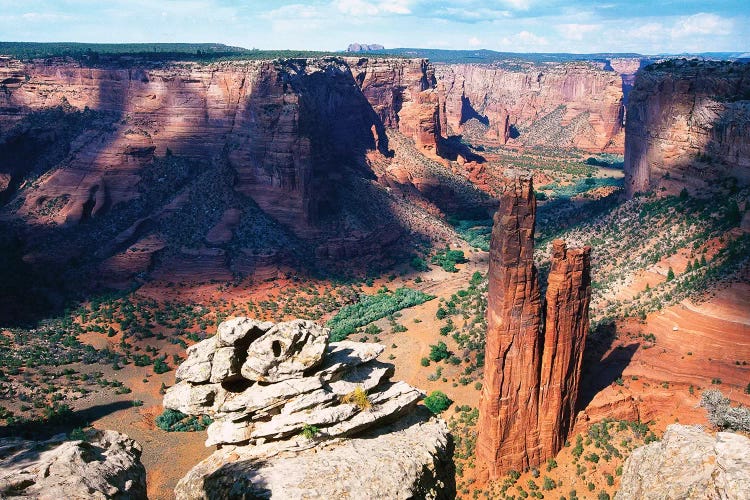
[[616, 424, 750, 500], [624, 59, 750, 197], [163, 317, 454, 498], [349, 57, 444, 154], [175, 411, 453, 500], [436, 62, 623, 152], [0, 429, 146, 499], [477, 177, 592, 479]]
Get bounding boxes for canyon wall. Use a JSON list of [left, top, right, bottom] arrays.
[[436, 62, 624, 152], [0, 56, 441, 236], [477, 177, 591, 479], [347, 57, 444, 154], [624, 60, 750, 197]]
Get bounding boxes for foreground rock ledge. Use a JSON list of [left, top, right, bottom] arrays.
[[616, 424, 750, 500], [0, 429, 146, 499], [165, 317, 455, 499], [175, 410, 454, 500]]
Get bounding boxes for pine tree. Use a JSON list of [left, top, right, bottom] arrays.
[[666, 267, 675, 281], [686, 261, 693, 273], [700, 254, 707, 266]]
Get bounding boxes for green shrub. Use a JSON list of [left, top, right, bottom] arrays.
[[410, 256, 429, 271], [423, 390, 452, 414], [431, 247, 468, 273], [327, 288, 435, 341], [429, 341, 449, 362], [156, 408, 212, 432], [300, 424, 319, 439]]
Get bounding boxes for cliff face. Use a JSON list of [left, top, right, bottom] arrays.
[[624, 60, 750, 197], [349, 57, 443, 154], [436, 63, 624, 152], [0, 57, 441, 236], [477, 178, 592, 479]]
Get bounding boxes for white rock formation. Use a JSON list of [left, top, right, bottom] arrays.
[[0, 429, 146, 499], [616, 424, 750, 500]]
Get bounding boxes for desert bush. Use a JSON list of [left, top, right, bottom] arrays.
[[700, 389, 750, 432], [423, 390, 452, 414], [341, 386, 371, 411], [156, 408, 212, 432], [429, 341, 449, 362]]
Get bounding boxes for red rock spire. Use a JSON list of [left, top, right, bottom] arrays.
[[477, 177, 592, 480]]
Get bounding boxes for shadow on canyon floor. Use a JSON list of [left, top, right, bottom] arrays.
[[0, 400, 134, 441], [578, 320, 639, 411]]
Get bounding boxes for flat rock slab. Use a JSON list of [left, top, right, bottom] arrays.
[[175, 412, 455, 500]]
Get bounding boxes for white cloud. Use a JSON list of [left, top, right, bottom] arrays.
[[670, 13, 732, 38], [333, 0, 412, 17], [500, 30, 548, 50], [627, 22, 664, 41], [502, 0, 532, 11], [557, 23, 600, 41], [468, 36, 482, 46]]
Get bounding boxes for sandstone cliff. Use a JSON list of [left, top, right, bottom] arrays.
[[616, 424, 750, 500], [624, 59, 750, 197], [349, 57, 444, 155], [477, 177, 592, 479], [163, 317, 455, 498], [436, 62, 624, 152]]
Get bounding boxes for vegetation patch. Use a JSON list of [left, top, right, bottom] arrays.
[[431, 247, 468, 272], [155, 408, 212, 432], [326, 287, 435, 341], [423, 390, 452, 414]]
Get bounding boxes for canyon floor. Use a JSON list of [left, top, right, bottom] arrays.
[[1, 133, 748, 499]]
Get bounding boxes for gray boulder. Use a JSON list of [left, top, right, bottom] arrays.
[[616, 424, 750, 500], [175, 411, 454, 500], [240, 320, 328, 382], [0, 429, 146, 499]]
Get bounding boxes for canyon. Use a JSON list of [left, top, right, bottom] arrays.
[[476, 178, 592, 479], [0, 47, 748, 500]]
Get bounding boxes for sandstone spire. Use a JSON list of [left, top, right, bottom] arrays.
[[477, 177, 592, 480]]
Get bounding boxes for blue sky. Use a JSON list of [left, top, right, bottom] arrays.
[[0, 0, 748, 54]]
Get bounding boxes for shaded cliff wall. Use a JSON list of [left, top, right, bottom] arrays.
[[624, 60, 750, 197], [0, 57, 441, 236]]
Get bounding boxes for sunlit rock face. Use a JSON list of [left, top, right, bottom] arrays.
[[477, 177, 591, 479], [436, 62, 624, 152]]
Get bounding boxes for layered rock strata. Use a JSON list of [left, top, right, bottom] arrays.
[[0, 56, 442, 236], [0, 429, 146, 499], [349, 57, 444, 154], [436, 62, 624, 151], [616, 424, 750, 500], [163, 317, 454, 498], [624, 59, 750, 196], [477, 177, 592, 479]]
